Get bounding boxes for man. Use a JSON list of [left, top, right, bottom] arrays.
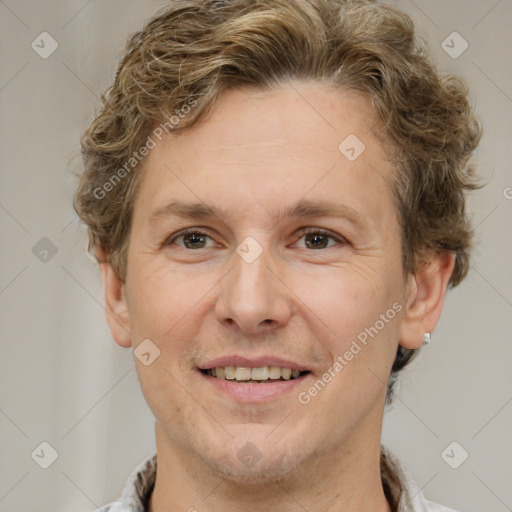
[[73, 0, 481, 510]]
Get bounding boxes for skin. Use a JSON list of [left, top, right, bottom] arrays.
[[100, 80, 455, 512]]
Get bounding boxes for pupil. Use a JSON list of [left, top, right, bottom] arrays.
[[184, 233, 205, 248], [306, 234, 327, 249]]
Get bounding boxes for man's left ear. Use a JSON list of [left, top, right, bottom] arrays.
[[399, 251, 456, 350]]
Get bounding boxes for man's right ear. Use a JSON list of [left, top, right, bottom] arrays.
[[98, 255, 132, 348]]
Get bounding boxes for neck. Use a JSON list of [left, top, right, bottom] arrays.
[[148, 409, 392, 512]]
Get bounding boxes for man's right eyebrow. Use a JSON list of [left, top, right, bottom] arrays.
[[149, 201, 226, 224]]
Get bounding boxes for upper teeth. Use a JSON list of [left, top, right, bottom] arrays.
[[206, 366, 302, 381]]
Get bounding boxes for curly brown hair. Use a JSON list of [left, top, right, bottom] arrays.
[[73, 0, 482, 401]]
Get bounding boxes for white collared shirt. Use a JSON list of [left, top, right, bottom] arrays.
[[98, 446, 459, 512]]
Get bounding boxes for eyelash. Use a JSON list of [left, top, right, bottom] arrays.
[[165, 227, 348, 249]]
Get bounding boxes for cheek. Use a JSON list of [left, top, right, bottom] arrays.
[[126, 258, 204, 339], [135, 361, 210, 451], [297, 268, 402, 417], [294, 261, 404, 405], [296, 260, 401, 343]]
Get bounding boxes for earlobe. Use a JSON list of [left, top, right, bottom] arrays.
[[399, 252, 456, 350], [99, 260, 132, 348]]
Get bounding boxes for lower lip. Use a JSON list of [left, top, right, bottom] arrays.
[[199, 370, 309, 403]]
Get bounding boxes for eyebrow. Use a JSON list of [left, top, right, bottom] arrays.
[[148, 198, 367, 229]]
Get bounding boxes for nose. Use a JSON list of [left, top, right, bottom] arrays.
[[215, 241, 293, 334]]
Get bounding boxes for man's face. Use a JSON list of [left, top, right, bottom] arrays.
[[122, 81, 409, 480]]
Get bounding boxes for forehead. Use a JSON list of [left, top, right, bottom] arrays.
[[133, 81, 396, 227]]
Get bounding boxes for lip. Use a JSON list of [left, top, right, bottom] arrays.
[[198, 355, 309, 371], [199, 370, 310, 403]]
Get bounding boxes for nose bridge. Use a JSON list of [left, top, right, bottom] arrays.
[[216, 235, 291, 332]]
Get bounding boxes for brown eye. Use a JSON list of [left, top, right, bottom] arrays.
[[167, 229, 213, 249], [297, 228, 347, 250], [304, 233, 331, 249], [182, 232, 208, 249]]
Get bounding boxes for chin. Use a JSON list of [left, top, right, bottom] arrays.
[[195, 429, 311, 484], [201, 449, 305, 484]]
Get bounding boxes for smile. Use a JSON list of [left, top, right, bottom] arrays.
[[201, 365, 310, 382]]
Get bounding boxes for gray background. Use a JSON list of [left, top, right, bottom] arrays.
[[0, 1, 511, 511]]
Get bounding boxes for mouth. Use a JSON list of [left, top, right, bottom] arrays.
[[200, 366, 310, 383], [197, 356, 312, 402]]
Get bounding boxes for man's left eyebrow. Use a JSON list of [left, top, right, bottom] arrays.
[[280, 199, 367, 228], [148, 199, 367, 228]]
